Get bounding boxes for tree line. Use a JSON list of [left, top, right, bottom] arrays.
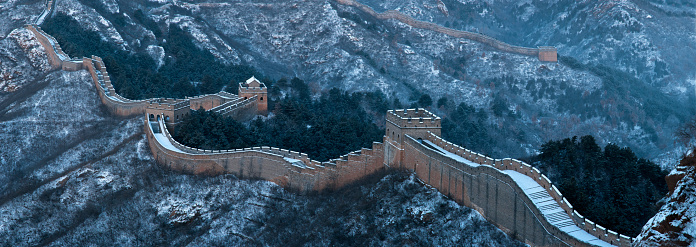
[[41, 13, 256, 100], [527, 135, 667, 236]]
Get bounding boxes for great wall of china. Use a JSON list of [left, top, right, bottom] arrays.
[[16, 0, 634, 246]]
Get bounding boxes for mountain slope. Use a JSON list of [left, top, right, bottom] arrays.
[[33, 0, 693, 165], [636, 149, 696, 246]]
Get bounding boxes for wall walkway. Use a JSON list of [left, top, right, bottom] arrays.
[[146, 115, 385, 192]]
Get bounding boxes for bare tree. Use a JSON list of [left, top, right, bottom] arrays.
[[676, 116, 696, 145]]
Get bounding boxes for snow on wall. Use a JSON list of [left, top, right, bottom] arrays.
[[396, 131, 630, 246]]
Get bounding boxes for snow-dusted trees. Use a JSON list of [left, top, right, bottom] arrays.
[[530, 135, 668, 236]]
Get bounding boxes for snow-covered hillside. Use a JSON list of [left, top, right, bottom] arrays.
[[635, 150, 696, 246], [31, 0, 693, 166]]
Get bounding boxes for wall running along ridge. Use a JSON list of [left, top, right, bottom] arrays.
[[24, 2, 629, 244], [333, 0, 558, 62]]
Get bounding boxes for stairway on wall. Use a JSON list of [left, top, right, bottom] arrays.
[[505, 171, 614, 247]]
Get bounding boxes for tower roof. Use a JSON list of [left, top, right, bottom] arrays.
[[242, 76, 264, 88]]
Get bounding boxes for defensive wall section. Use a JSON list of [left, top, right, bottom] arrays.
[[145, 114, 385, 192], [26, 25, 84, 71], [34, 0, 55, 26], [334, 0, 558, 62], [382, 108, 632, 247], [27, 24, 261, 124]]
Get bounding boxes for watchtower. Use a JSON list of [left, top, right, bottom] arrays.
[[538, 46, 557, 62], [384, 108, 441, 167], [238, 76, 268, 115], [145, 98, 191, 130]]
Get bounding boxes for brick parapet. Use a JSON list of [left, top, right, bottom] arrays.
[[403, 135, 590, 246]]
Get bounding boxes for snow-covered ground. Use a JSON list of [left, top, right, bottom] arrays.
[[36, 0, 691, 165], [0, 27, 50, 93], [636, 162, 696, 246]]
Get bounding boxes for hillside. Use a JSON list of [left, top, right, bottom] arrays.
[[0, 0, 694, 245], [635, 149, 696, 246], [7, 0, 688, 167]]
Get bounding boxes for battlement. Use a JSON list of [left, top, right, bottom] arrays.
[[239, 76, 266, 88], [385, 109, 442, 152], [410, 131, 633, 246], [386, 108, 441, 128], [147, 98, 189, 110]]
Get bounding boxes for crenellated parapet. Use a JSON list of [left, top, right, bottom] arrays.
[[146, 113, 385, 192], [385, 108, 441, 167]]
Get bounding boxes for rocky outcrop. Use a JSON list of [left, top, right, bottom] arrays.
[[635, 149, 696, 246]]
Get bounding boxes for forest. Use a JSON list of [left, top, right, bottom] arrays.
[[527, 135, 668, 236], [41, 13, 256, 99]]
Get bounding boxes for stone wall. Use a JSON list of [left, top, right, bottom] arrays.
[[34, 0, 54, 26], [83, 56, 148, 116], [539, 47, 558, 62], [334, 0, 557, 62], [25, 25, 61, 70], [189, 94, 230, 111], [403, 132, 634, 247], [146, 116, 386, 192], [28, 9, 630, 245]]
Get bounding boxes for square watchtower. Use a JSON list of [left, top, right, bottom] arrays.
[[238, 76, 268, 114], [145, 98, 191, 130], [384, 108, 442, 167], [386, 108, 442, 144], [538, 46, 557, 62]]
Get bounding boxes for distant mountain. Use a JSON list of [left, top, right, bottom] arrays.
[[363, 0, 695, 95], [3, 0, 695, 160]]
